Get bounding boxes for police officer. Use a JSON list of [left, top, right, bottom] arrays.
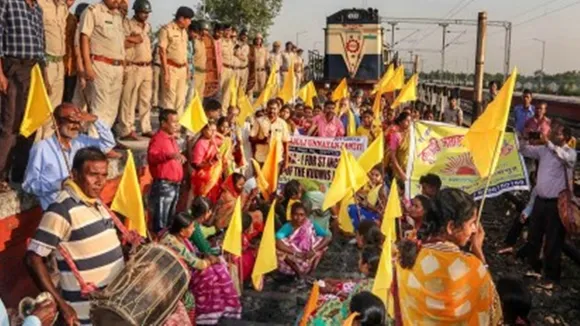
[[268, 41, 283, 86], [251, 33, 268, 95], [295, 48, 305, 88], [220, 23, 235, 112], [192, 21, 209, 99], [237, 28, 250, 96], [79, 0, 126, 135], [117, 0, 153, 140], [38, 0, 70, 140], [158, 6, 193, 116]]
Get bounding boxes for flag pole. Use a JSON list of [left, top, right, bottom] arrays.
[[475, 130, 505, 225]]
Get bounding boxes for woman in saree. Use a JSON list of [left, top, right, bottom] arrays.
[[191, 121, 223, 203], [275, 180, 304, 227], [402, 194, 431, 240], [396, 188, 503, 325], [186, 197, 242, 325], [276, 202, 332, 285], [386, 111, 412, 182], [213, 173, 260, 231], [160, 212, 219, 324], [348, 166, 389, 230]]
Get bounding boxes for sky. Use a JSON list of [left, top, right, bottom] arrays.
[[85, 0, 580, 75]]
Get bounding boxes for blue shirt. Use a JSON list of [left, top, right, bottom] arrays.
[[1, 299, 41, 326], [22, 120, 115, 210], [275, 221, 330, 240], [513, 104, 535, 134]]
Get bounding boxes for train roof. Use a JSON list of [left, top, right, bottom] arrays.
[[326, 8, 380, 25]]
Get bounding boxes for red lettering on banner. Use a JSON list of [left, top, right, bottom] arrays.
[[440, 135, 464, 148], [418, 138, 441, 164]]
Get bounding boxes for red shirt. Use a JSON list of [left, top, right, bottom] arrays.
[[147, 130, 183, 183]]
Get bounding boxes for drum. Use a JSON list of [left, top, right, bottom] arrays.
[[89, 243, 191, 326]]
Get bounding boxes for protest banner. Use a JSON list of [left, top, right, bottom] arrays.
[[280, 135, 368, 191], [406, 121, 530, 200]]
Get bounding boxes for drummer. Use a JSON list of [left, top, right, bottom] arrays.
[[25, 147, 126, 326]]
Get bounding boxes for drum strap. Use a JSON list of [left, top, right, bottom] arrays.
[[56, 204, 144, 298]]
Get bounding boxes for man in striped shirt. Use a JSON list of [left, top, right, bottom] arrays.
[[26, 147, 125, 326]]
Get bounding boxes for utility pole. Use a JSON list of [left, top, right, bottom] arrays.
[[503, 22, 512, 80], [388, 22, 397, 54], [473, 12, 487, 119], [533, 38, 546, 88], [440, 23, 449, 73], [413, 55, 419, 74]]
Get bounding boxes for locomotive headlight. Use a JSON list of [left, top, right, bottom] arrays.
[[347, 11, 360, 20]]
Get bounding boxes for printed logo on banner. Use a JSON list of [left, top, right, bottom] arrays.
[[405, 121, 530, 200]]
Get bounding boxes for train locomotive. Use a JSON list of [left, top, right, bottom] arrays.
[[322, 8, 385, 87]]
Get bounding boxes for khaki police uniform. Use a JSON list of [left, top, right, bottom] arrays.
[[79, 2, 125, 130], [37, 0, 69, 140], [253, 45, 268, 94], [281, 50, 295, 86], [117, 17, 153, 136], [295, 55, 304, 88], [268, 50, 283, 87], [238, 42, 250, 95], [220, 38, 235, 112], [158, 21, 188, 116], [193, 37, 206, 98]]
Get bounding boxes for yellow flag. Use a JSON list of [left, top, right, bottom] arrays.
[[223, 197, 243, 256], [358, 132, 384, 173], [381, 178, 402, 240], [382, 65, 405, 93], [342, 312, 360, 326], [180, 92, 208, 134], [338, 194, 356, 233], [278, 62, 296, 103], [331, 78, 349, 102], [372, 91, 384, 120], [391, 73, 418, 108], [299, 283, 320, 326], [347, 108, 356, 137], [261, 138, 282, 196], [20, 64, 53, 137], [226, 76, 239, 107], [251, 159, 270, 200], [251, 199, 278, 291], [367, 184, 382, 207], [254, 63, 279, 109], [298, 81, 317, 107], [111, 150, 147, 237], [372, 230, 394, 310], [371, 64, 394, 95], [237, 93, 254, 126], [462, 67, 518, 178], [322, 147, 368, 210]]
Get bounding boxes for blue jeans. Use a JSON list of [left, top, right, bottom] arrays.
[[149, 179, 180, 233]]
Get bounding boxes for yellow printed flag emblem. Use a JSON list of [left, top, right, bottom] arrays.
[[20, 64, 53, 137], [180, 92, 208, 134], [462, 67, 518, 178], [251, 199, 278, 291], [223, 197, 243, 256], [111, 150, 147, 237]]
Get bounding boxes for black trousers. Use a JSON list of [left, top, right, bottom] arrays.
[[504, 216, 529, 246], [0, 57, 37, 182], [62, 74, 77, 103], [526, 197, 565, 282]]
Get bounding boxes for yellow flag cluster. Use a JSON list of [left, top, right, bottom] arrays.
[[331, 78, 349, 102], [298, 81, 317, 107], [20, 64, 53, 137], [111, 150, 147, 237], [322, 147, 368, 211], [382, 65, 405, 93], [391, 73, 419, 108], [223, 197, 243, 256], [278, 61, 296, 104], [180, 92, 209, 134], [254, 62, 279, 109], [252, 199, 278, 291], [462, 67, 518, 178]]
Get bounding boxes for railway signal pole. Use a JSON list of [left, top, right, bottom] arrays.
[[439, 23, 449, 73]]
